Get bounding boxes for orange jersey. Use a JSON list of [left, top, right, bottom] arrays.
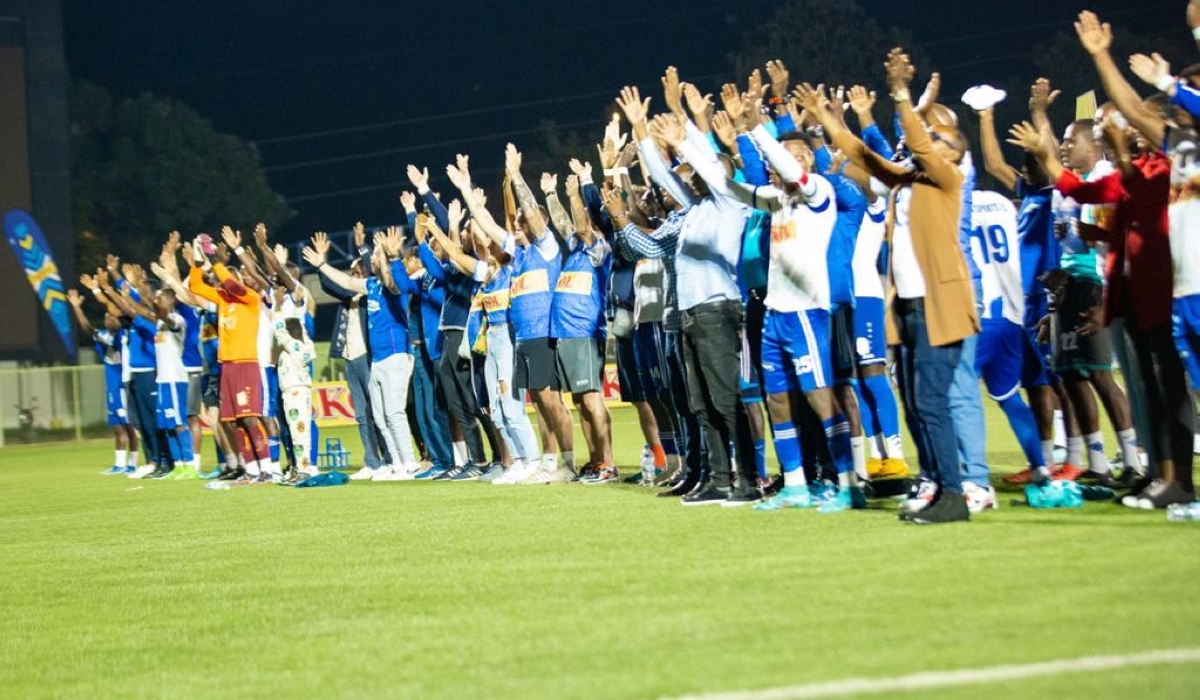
[[188, 264, 261, 363]]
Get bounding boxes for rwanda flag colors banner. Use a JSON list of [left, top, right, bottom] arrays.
[[3, 209, 75, 361]]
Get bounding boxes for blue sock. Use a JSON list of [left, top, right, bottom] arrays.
[[310, 419, 320, 465], [854, 382, 878, 439], [177, 429, 194, 463], [754, 439, 767, 480], [823, 415, 854, 475], [268, 436, 280, 463], [166, 431, 183, 464], [772, 422, 801, 474], [863, 374, 901, 439], [999, 394, 1045, 468]]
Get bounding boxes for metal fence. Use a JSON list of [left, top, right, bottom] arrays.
[[0, 364, 107, 446]]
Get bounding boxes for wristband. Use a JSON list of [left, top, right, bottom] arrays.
[[1155, 74, 1178, 93], [235, 246, 245, 256], [1193, 26, 1200, 41], [891, 88, 911, 103], [767, 96, 785, 106], [603, 167, 629, 178]]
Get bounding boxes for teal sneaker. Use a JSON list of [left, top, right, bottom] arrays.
[[809, 479, 836, 504], [817, 485, 868, 514], [754, 485, 813, 511]]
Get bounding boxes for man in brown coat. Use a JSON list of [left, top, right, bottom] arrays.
[[797, 48, 979, 524]]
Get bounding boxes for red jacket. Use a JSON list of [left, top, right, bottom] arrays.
[[1054, 153, 1173, 330]]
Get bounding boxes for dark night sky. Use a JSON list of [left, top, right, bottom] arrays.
[[61, 0, 1181, 239]]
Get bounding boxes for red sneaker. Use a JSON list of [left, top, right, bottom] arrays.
[[1003, 468, 1034, 485], [1052, 463, 1085, 481]]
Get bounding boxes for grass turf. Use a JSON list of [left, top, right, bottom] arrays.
[[1, 404, 1199, 699]]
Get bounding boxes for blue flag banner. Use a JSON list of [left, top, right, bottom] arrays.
[[3, 209, 75, 361]]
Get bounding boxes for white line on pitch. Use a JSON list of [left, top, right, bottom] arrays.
[[660, 648, 1200, 700]]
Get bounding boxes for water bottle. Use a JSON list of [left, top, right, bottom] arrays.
[[1167, 501, 1200, 522]]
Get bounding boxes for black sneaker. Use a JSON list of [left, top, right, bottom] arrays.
[[434, 466, 463, 481], [148, 467, 174, 480], [1078, 469, 1117, 487], [681, 482, 731, 506], [217, 466, 245, 481], [722, 484, 763, 507], [1136, 481, 1196, 509], [658, 477, 698, 498], [909, 492, 970, 525]]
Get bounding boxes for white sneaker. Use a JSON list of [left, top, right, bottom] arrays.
[[899, 477, 938, 513], [494, 462, 534, 485], [390, 463, 421, 481], [128, 465, 157, 480], [517, 467, 573, 485], [372, 465, 402, 481], [349, 466, 377, 481], [963, 482, 998, 514]]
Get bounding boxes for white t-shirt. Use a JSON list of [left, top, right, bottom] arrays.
[[969, 191, 1025, 324], [764, 174, 837, 313], [257, 288, 276, 367], [891, 187, 927, 300], [1171, 197, 1200, 298], [155, 313, 188, 384], [853, 198, 887, 300], [343, 296, 367, 361]]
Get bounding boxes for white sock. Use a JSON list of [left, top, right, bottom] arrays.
[[115, 449, 127, 468], [850, 436, 868, 481], [452, 441, 467, 466], [1040, 440, 1055, 469], [1066, 436, 1084, 467], [783, 469, 806, 488], [560, 450, 575, 470], [245, 460, 262, 477], [838, 470, 858, 489], [193, 454, 201, 472], [1085, 431, 1110, 474], [542, 453, 559, 471], [1116, 428, 1139, 470], [1053, 409, 1066, 447], [885, 434, 905, 460]]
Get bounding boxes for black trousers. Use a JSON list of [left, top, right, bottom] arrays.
[[1130, 322, 1195, 488], [664, 329, 706, 481], [681, 300, 754, 489], [438, 329, 486, 465]]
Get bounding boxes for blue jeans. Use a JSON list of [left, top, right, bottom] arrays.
[[413, 345, 454, 469], [345, 354, 384, 469], [895, 299, 965, 495], [952, 282, 989, 487]]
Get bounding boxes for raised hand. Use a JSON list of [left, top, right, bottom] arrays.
[[884, 48, 915, 92], [448, 198, 466, 231], [720, 83, 745, 124], [253, 222, 269, 250], [568, 158, 592, 180], [603, 114, 627, 154], [540, 172, 558, 195], [1129, 53, 1172, 88], [67, 289, 84, 307], [406, 164, 430, 191], [848, 85, 876, 115], [445, 164, 469, 191], [164, 230, 181, 255], [765, 60, 790, 99], [382, 226, 404, 258], [617, 142, 638, 169], [273, 243, 288, 266], [648, 114, 686, 148], [601, 183, 628, 220], [79, 273, 98, 291], [565, 174, 580, 195], [413, 213, 430, 243], [712, 111, 737, 149], [149, 261, 172, 283], [121, 263, 143, 286], [792, 83, 831, 118], [662, 66, 685, 117], [1074, 11, 1112, 55], [473, 187, 489, 208], [311, 231, 331, 257], [828, 85, 848, 124], [215, 243, 230, 265], [615, 86, 652, 127], [747, 69, 765, 101], [300, 245, 324, 269], [220, 225, 241, 250], [399, 191, 418, 213], [105, 254, 121, 279], [505, 143, 523, 173], [682, 83, 713, 117], [1029, 77, 1061, 114], [353, 221, 366, 249], [180, 241, 196, 268], [1007, 121, 1049, 157]]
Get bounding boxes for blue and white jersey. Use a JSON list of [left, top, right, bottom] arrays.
[[95, 329, 124, 393], [480, 264, 512, 327], [551, 235, 611, 340], [969, 190, 1025, 325], [364, 276, 410, 362], [763, 174, 837, 313], [509, 233, 561, 342], [852, 198, 888, 301], [176, 303, 203, 372]]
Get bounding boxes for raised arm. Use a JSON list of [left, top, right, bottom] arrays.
[[795, 83, 910, 188], [301, 231, 368, 295], [617, 85, 695, 206], [505, 143, 550, 239], [252, 223, 300, 293], [885, 49, 961, 190], [1075, 11, 1166, 146], [66, 289, 95, 335], [540, 173, 577, 238], [407, 164, 451, 231], [423, 220, 478, 278], [975, 108, 1019, 192]]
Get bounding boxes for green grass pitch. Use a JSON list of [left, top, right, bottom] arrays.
[[2, 404, 1198, 699]]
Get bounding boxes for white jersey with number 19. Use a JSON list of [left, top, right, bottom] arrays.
[[969, 191, 1025, 326]]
